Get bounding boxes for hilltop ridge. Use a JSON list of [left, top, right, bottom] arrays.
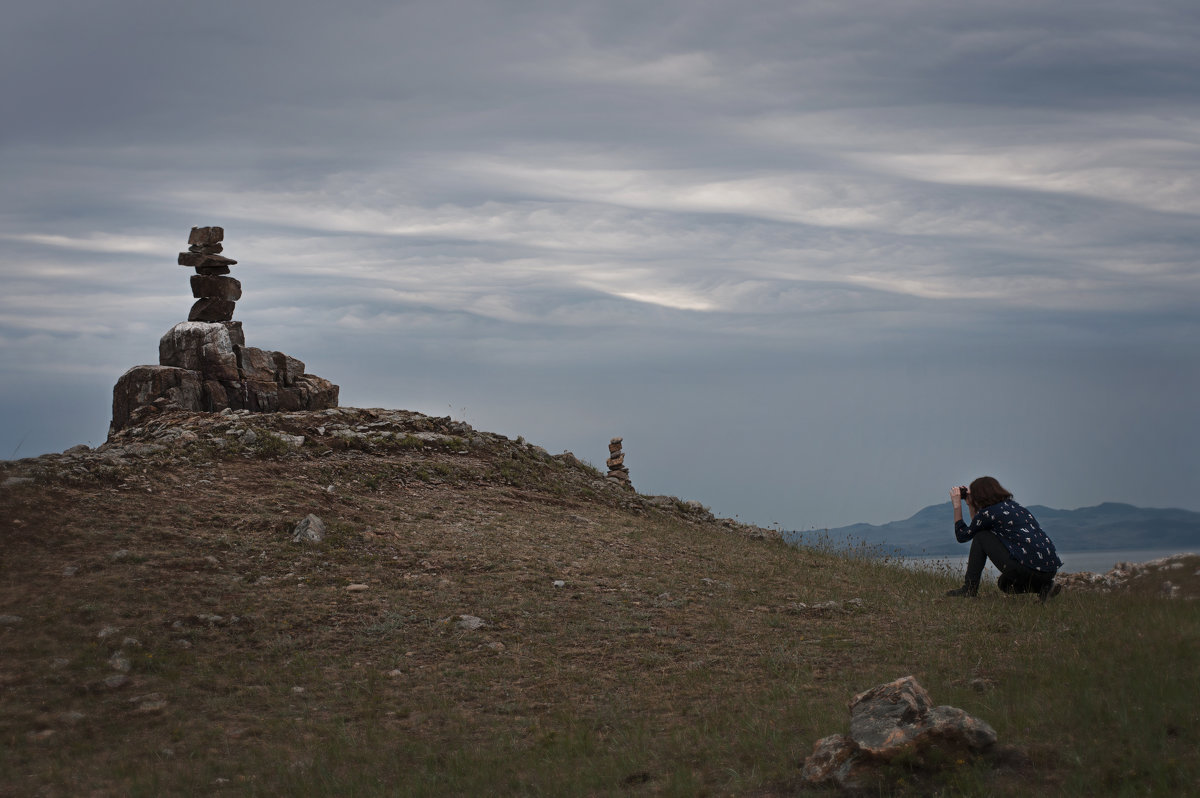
[[3, 408, 1198, 796]]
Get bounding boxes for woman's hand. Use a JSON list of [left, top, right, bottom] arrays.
[[951, 486, 966, 524]]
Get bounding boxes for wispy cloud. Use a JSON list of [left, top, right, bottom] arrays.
[[1, 0, 1197, 525]]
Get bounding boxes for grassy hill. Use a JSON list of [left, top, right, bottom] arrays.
[[2, 408, 1198, 796]]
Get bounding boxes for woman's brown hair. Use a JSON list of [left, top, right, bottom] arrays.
[[967, 476, 1013, 510]]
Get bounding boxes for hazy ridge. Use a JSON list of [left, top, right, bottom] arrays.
[[799, 502, 1200, 557]]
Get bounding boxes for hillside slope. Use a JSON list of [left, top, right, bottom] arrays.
[[2, 408, 1198, 797]]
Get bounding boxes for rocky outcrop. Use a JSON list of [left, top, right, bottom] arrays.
[[110, 227, 338, 434], [1056, 553, 1200, 597], [802, 676, 998, 790], [606, 437, 632, 489]]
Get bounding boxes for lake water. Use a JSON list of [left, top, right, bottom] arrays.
[[902, 547, 1196, 575]]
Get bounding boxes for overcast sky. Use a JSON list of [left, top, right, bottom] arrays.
[[2, 0, 1197, 529]]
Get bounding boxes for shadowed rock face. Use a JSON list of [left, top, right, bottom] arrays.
[[110, 227, 338, 434], [849, 675, 935, 754]]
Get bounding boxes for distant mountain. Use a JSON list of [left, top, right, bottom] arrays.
[[789, 502, 1200, 556]]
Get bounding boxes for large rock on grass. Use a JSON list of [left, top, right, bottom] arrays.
[[802, 676, 998, 790]]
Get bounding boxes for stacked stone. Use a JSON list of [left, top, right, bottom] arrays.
[[109, 226, 340, 434], [606, 437, 632, 489], [180, 226, 242, 322]]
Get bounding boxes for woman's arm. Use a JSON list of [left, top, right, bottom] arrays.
[[951, 486, 974, 543]]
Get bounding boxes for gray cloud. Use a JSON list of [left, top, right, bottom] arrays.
[[2, 0, 1198, 527]]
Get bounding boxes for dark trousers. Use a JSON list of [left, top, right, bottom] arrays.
[[965, 531, 1055, 593]]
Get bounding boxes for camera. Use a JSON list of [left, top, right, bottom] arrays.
[[956, 485, 970, 497]]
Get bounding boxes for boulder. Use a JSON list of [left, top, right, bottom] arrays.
[[159, 322, 239, 381], [799, 734, 864, 788], [292, 514, 326, 543], [849, 675, 934, 755], [271, 352, 306, 386], [924, 705, 1000, 751], [201, 379, 233, 412], [290, 375, 340, 409], [111, 366, 203, 432], [221, 321, 246, 347], [242, 378, 281, 412], [236, 346, 279, 382], [802, 676, 998, 790]]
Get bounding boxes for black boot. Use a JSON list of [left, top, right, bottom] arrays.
[[945, 582, 978, 597], [1038, 582, 1062, 603]]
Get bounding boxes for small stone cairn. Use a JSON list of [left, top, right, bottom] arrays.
[[180, 226, 241, 322], [606, 437, 632, 489], [110, 226, 339, 433]]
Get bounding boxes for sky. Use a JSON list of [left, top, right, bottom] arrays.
[[1, 0, 1197, 530]]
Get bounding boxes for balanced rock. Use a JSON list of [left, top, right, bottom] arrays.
[[190, 275, 242, 301], [178, 251, 237, 270], [188, 226, 224, 247], [188, 298, 236, 322]]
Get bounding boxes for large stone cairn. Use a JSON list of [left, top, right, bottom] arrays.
[[109, 226, 339, 434], [606, 437, 632, 489]]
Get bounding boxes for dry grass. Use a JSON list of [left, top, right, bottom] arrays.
[[1, 410, 1197, 796]]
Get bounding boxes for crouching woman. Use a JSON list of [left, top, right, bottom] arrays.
[[947, 476, 1062, 600]]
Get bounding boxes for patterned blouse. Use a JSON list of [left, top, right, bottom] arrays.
[[954, 499, 1063, 573]]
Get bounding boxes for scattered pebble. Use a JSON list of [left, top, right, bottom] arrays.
[[553, 580, 566, 588], [0, 615, 23, 625], [449, 615, 486, 630], [346, 584, 368, 592]]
